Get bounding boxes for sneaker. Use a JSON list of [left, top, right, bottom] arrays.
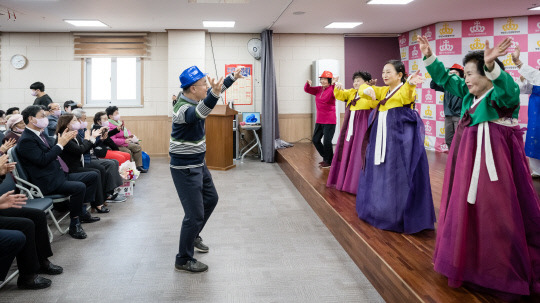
[[194, 237, 209, 253], [106, 193, 127, 203], [174, 260, 208, 273], [532, 173, 540, 178], [320, 161, 331, 168]]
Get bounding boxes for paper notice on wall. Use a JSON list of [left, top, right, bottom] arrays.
[[224, 64, 253, 105]]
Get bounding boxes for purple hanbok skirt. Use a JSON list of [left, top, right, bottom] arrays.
[[327, 108, 371, 194], [435, 121, 540, 296], [356, 107, 435, 234]]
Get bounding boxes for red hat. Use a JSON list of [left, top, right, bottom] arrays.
[[449, 64, 463, 71], [319, 70, 333, 78]]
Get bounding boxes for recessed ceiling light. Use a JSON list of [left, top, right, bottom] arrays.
[[529, 6, 540, 10], [64, 20, 108, 27], [203, 21, 235, 28], [293, 11, 305, 15], [325, 22, 362, 29], [367, 0, 415, 4]]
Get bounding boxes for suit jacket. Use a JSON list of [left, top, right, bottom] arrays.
[[17, 128, 66, 195], [60, 137, 93, 172]]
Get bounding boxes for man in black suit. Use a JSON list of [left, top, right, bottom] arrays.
[[17, 106, 100, 239]]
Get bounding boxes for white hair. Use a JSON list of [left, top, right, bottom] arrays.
[[72, 108, 86, 119]]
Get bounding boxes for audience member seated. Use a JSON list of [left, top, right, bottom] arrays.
[[6, 107, 20, 116], [2, 114, 25, 145], [106, 106, 147, 173], [72, 109, 126, 204], [56, 114, 110, 213], [17, 105, 100, 239], [62, 101, 77, 115], [46, 103, 61, 137], [0, 110, 6, 127], [92, 111, 131, 164], [0, 155, 62, 290], [30, 82, 53, 108]]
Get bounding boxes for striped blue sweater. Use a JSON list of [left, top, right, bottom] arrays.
[[169, 73, 236, 169]]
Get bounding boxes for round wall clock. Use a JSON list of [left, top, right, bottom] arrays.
[[11, 54, 27, 69]]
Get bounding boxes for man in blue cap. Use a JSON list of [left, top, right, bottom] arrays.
[[171, 65, 244, 273]]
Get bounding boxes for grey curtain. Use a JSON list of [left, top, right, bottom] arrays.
[[261, 29, 279, 163]]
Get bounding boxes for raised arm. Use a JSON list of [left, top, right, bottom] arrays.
[[304, 81, 321, 96], [418, 36, 469, 98], [483, 37, 520, 108]]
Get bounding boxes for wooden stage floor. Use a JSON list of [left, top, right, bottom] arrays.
[[276, 143, 540, 303]]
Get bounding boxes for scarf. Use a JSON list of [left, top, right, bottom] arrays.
[[108, 119, 129, 138]]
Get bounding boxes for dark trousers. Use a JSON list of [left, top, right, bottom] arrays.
[[0, 230, 24, 280], [0, 208, 53, 277], [52, 171, 98, 218], [73, 166, 104, 207], [170, 164, 218, 265], [444, 116, 460, 148], [312, 123, 336, 164], [92, 159, 123, 193]]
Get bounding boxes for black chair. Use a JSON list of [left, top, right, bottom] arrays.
[[7, 147, 70, 235]]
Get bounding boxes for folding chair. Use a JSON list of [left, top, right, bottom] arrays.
[[8, 147, 70, 235], [0, 173, 54, 289]]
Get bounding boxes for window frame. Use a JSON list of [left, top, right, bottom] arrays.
[[84, 57, 143, 107]]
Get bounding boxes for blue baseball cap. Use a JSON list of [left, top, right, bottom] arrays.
[[179, 66, 208, 88]]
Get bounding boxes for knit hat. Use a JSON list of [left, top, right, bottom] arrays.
[[6, 114, 23, 130]]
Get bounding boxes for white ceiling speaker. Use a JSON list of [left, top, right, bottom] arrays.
[[247, 38, 262, 60]]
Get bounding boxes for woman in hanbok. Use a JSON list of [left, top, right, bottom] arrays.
[[327, 71, 376, 194], [419, 35, 540, 298], [512, 45, 540, 178], [356, 60, 435, 234]]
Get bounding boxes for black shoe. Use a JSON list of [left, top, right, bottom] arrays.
[[80, 213, 100, 223], [194, 237, 209, 253], [69, 223, 87, 239], [137, 166, 148, 173], [17, 275, 52, 290], [320, 161, 331, 168], [174, 260, 208, 273], [39, 262, 63, 275], [92, 206, 110, 213]]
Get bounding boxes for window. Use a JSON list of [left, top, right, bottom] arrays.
[[85, 57, 142, 106]]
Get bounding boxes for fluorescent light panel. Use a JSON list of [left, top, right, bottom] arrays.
[[367, 0, 414, 4], [64, 20, 108, 27], [529, 6, 540, 10], [325, 22, 362, 29], [203, 21, 235, 28]]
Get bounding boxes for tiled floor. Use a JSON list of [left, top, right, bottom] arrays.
[[0, 157, 384, 303]]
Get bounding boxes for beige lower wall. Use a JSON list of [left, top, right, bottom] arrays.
[[112, 113, 337, 157]]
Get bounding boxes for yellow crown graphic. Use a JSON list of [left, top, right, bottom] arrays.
[[424, 138, 429, 147], [502, 18, 518, 31], [470, 38, 485, 50], [439, 94, 444, 101], [440, 127, 445, 135], [412, 61, 418, 71], [412, 31, 418, 42], [502, 54, 515, 66], [425, 105, 433, 116], [537, 40, 540, 47], [401, 49, 406, 58], [439, 23, 454, 35], [425, 72, 431, 79]]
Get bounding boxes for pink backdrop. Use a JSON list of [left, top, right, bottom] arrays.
[[399, 15, 540, 152]]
